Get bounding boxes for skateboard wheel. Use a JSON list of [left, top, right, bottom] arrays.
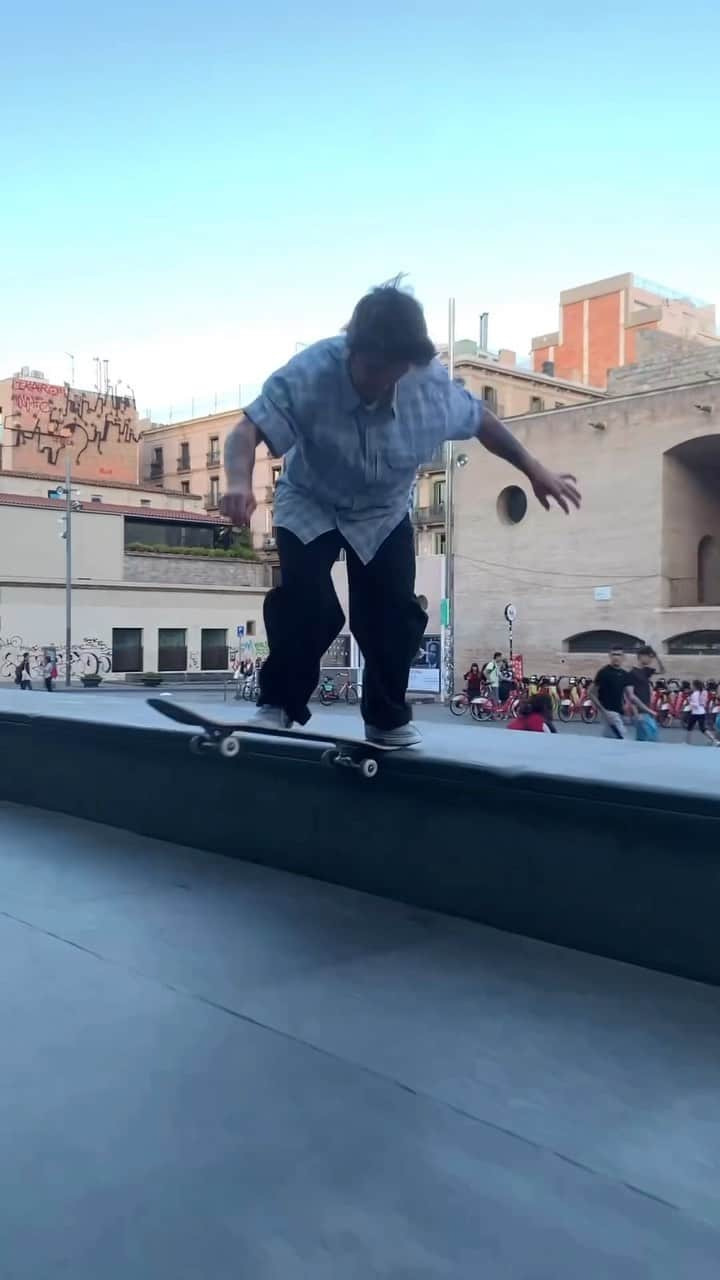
[[360, 757, 379, 780], [219, 735, 240, 759]]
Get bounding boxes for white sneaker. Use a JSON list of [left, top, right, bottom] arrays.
[[365, 723, 422, 748], [253, 705, 292, 730]]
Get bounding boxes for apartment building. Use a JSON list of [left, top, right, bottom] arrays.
[[140, 409, 279, 554], [531, 274, 718, 388]]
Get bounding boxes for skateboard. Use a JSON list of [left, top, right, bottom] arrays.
[[147, 698, 407, 780]]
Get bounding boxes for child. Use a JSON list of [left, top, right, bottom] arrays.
[[508, 692, 555, 734]]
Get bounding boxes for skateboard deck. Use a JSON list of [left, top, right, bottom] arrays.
[[147, 698, 408, 779]]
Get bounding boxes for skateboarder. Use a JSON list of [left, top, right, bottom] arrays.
[[221, 282, 581, 746]]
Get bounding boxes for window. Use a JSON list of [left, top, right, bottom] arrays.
[[565, 630, 645, 654], [158, 627, 187, 672], [207, 435, 221, 467], [140, 499, 151, 506], [149, 446, 163, 480], [433, 531, 446, 555], [432, 478, 446, 507], [667, 630, 720, 656], [91, 495, 102, 503], [246, 620, 256, 637], [201, 628, 228, 671], [497, 485, 528, 524], [180, 481, 190, 495], [271, 465, 282, 489], [554, 401, 564, 409], [482, 385, 498, 412], [112, 627, 143, 673], [178, 442, 190, 471], [529, 396, 544, 412]]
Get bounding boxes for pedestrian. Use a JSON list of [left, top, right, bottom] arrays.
[[589, 647, 630, 739], [627, 644, 662, 741], [221, 280, 580, 746], [464, 663, 483, 697], [507, 692, 555, 733], [685, 680, 719, 746], [483, 652, 503, 707], [15, 652, 32, 691], [43, 654, 55, 692]]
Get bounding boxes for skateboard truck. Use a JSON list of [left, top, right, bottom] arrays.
[[321, 747, 379, 780]]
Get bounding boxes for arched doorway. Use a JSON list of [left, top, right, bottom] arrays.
[[698, 536, 720, 605]]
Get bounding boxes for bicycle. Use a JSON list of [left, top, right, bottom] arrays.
[[556, 676, 597, 724], [319, 673, 359, 706]]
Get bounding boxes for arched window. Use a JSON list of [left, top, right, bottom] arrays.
[[666, 631, 720, 656], [564, 630, 645, 654], [698, 536, 720, 606]]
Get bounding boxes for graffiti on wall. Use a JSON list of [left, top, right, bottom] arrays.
[[0, 636, 112, 680], [7, 378, 140, 483]]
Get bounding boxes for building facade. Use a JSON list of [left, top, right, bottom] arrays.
[[140, 409, 279, 554], [0, 375, 141, 484], [531, 274, 718, 389], [452, 377, 720, 681], [0, 493, 270, 682], [413, 348, 603, 558]]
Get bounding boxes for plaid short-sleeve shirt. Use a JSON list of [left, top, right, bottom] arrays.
[[244, 336, 484, 564]]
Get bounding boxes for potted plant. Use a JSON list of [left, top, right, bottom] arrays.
[[81, 674, 103, 688]]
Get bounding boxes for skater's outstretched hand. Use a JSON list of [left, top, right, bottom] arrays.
[[526, 462, 581, 515]]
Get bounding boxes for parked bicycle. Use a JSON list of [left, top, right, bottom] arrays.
[[319, 673, 359, 706], [556, 676, 597, 724]]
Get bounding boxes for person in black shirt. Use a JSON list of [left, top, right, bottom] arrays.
[[627, 645, 662, 715], [590, 647, 631, 739]]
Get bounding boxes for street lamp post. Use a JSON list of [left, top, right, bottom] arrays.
[[441, 298, 456, 703], [64, 449, 73, 688]]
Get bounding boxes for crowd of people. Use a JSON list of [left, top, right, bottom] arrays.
[[464, 646, 720, 744]]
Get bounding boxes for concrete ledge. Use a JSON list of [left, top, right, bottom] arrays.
[[1, 697, 720, 986]]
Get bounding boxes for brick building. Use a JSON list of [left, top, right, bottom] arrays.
[[0, 373, 140, 485], [452, 377, 720, 680], [531, 274, 718, 389]]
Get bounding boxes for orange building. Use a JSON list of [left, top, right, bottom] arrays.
[[531, 274, 717, 388], [0, 374, 140, 485]]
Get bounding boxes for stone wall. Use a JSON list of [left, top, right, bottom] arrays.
[[608, 330, 720, 394], [453, 380, 720, 678], [124, 553, 271, 589]]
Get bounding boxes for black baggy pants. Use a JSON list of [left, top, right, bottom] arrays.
[[259, 518, 428, 729]]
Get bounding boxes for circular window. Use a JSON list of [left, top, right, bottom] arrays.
[[497, 485, 527, 525]]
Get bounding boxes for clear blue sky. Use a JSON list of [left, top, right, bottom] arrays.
[[2, 0, 718, 417]]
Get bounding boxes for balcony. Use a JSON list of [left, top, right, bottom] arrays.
[[177, 456, 191, 473], [412, 503, 446, 526], [205, 491, 222, 511], [145, 461, 164, 482], [206, 450, 221, 468]]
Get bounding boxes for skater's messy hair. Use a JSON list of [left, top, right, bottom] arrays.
[[346, 276, 436, 367]]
